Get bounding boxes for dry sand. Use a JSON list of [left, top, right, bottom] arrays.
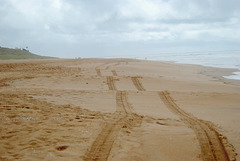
[[0, 58, 240, 161]]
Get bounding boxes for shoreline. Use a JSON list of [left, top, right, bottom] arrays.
[[142, 58, 240, 86], [201, 66, 240, 86]]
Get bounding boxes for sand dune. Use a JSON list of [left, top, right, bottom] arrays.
[[0, 59, 239, 160]]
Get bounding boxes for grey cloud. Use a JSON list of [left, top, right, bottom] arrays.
[[0, 0, 239, 58]]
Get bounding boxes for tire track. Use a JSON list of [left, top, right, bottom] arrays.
[[107, 76, 117, 90], [131, 77, 145, 91], [159, 91, 233, 161], [111, 70, 117, 76], [105, 62, 121, 70], [95, 68, 102, 77], [84, 91, 142, 161]]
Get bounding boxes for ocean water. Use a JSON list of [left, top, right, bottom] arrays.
[[138, 51, 240, 80]]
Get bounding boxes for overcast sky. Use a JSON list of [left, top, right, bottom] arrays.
[[0, 0, 240, 58]]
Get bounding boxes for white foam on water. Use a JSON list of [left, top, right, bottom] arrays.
[[223, 72, 240, 80]]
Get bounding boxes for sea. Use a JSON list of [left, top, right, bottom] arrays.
[[108, 50, 240, 80]]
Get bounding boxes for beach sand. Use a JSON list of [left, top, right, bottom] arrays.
[[0, 58, 239, 161]]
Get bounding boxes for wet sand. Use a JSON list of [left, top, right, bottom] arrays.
[[0, 58, 239, 160]]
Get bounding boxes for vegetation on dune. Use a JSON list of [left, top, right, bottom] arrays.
[[0, 47, 56, 59]]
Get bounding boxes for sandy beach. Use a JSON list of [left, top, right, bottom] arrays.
[[0, 58, 240, 161]]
